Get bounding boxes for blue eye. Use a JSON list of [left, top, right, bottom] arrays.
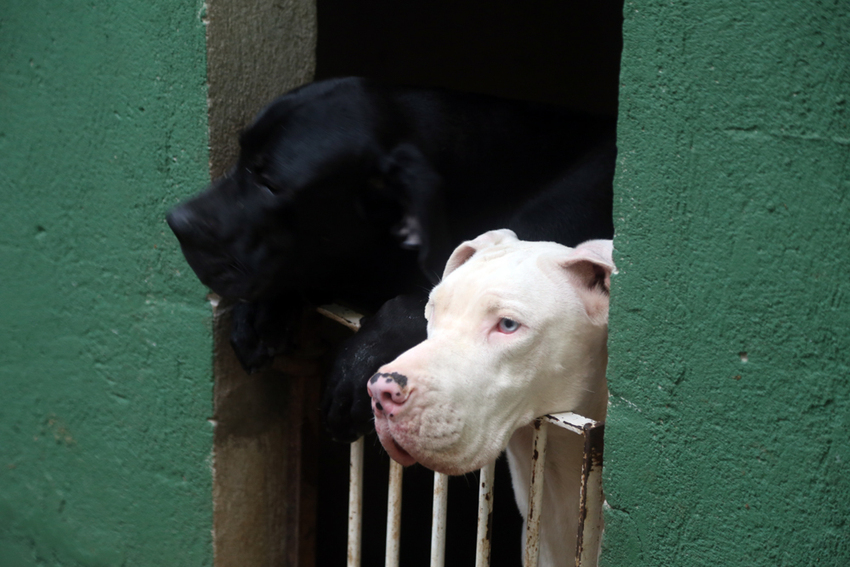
[[498, 318, 520, 333]]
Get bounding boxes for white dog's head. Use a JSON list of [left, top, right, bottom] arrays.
[[368, 229, 615, 475]]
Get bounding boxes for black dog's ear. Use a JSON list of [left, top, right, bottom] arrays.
[[378, 144, 452, 284]]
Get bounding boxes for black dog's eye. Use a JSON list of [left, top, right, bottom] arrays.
[[252, 173, 283, 197], [244, 167, 282, 197], [258, 181, 281, 196]]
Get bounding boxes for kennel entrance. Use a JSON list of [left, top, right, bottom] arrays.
[[319, 305, 606, 567], [202, 3, 622, 565]]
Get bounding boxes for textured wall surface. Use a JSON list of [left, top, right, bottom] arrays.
[[203, 2, 319, 565], [0, 1, 213, 565], [604, 1, 849, 565], [206, 0, 316, 178]]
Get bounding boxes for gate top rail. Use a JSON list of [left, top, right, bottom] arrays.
[[543, 412, 600, 434]]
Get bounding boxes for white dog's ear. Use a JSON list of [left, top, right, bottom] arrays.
[[561, 240, 616, 323], [442, 229, 518, 279], [562, 239, 617, 292]]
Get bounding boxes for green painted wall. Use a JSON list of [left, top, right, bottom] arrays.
[[604, 1, 849, 565], [0, 1, 213, 565]]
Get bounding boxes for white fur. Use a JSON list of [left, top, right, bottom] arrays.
[[369, 229, 614, 564]]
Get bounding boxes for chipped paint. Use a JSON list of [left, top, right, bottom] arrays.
[[347, 438, 364, 567], [385, 460, 404, 567], [524, 419, 550, 567], [430, 473, 449, 567], [475, 461, 496, 567]]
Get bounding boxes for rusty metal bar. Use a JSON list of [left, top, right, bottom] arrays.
[[430, 472, 449, 567], [544, 412, 605, 567], [474, 461, 496, 567], [574, 422, 605, 567], [386, 460, 404, 567], [347, 437, 364, 567], [524, 418, 549, 567]]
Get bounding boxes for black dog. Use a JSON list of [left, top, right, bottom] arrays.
[[167, 77, 615, 442]]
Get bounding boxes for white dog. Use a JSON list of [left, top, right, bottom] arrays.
[[367, 229, 614, 564]]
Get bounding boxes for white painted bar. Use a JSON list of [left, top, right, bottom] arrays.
[[347, 437, 364, 567], [523, 419, 549, 567], [385, 460, 404, 567], [474, 461, 496, 567], [430, 472, 449, 567]]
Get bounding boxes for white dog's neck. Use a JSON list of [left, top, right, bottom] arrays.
[[505, 355, 608, 566]]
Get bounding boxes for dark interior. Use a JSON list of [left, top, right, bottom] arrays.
[[313, 2, 623, 565], [316, 0, 623, 116]]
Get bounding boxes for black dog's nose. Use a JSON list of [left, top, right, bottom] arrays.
[[166, 206, 198, 240]]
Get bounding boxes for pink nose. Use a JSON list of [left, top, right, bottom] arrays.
[[368, 372, 410, 418]]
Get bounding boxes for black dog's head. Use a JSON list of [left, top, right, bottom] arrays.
[[166, 80, 437, 302]]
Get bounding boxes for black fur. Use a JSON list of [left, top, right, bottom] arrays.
[[167, 77, 615, 441]]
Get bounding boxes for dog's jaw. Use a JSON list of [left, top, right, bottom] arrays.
[[373, 418, 418, 467], [375, 412, 505, 476]]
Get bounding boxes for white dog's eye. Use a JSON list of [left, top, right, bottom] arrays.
[[498, 317, 520, 333]]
